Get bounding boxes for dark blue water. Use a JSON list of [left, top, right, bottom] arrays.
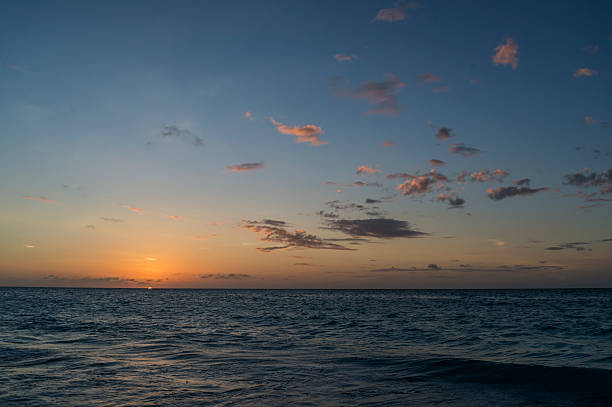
[[1, 288, 611, 406]]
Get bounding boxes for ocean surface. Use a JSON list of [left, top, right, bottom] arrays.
[[1, 288, 611, 406]]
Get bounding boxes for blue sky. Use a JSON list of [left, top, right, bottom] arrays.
[[1, 0, 611, 288]]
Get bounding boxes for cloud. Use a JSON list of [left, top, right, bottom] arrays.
[[365, 198, 382, 204], [21, 195, 55, 204], [435, 127, 453, 140], [382, 141, 396, 147], [433, 85, 452, 93], [373, 2, 422, 22], [145, 257, 157, 261], [242, 220, 352, 252], [449, 143, 481, 157], [563, 168, 611, 187], [583, 44, 599, 54], [85, 225, 95, 230], [487, 186, 549, 200], [469, 169, 509, 182], [270, 118, 327, 146], [325, 218, 426, 239], [225, 162, 265, 173], [513, 178, 530, 186], [160, 124, 203, 147], [357, 165, 381, 174], [24, 244, 35, 248], [201, 273, 251, 279], [396, 170, 449, 196], [100, 217, 124, 222], [372, 263, 564, 273], [335, 74, 405, 116], [573, 68, 598, 78], [416, 73, 441, 84], [493, 38, 519, 69], [43, 274, 152, 286], [333, 53, 357, 62], [429, 159, 445, 167], [545, 241, 590, 252], [436, 192, 465, 209], [244, 111, 254, 120], [122, 205, 144, 212]]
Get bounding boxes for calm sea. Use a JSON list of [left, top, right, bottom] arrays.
[[1, 288, 611, 406]]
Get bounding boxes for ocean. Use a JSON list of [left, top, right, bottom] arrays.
[[1, 288, 611, 406]]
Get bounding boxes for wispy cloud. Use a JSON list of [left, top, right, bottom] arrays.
[[325, 218, 426, 239], [242, 219, 352, 252], [371, 263, 563, 272], [493, 38, 519, 69], [487, 186, 549, 200], [21, 195, 55, 204], [335, 74, 405, 116], [333, 53, 358, 62], [582, 44, 599, 54], [122, 205, 144, 212], [382, 141, 396, 147], [201, 273, 251, 279], [270, 118, 327, 146], [573, 68, 598, 78], [101, 217, 124, 222], [372, 2, 422, 23], [416, 73, 441, 84], [224, 162, 265, 173], [449, 143, 481, 157], [160, 124, 203, 147], [429, 159, 445, 167], [546, 241, 590, 252], [244, 111, 254, 121], [357, 165, 381, 174]]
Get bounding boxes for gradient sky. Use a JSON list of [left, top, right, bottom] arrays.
[[1, 0, 611, 288]]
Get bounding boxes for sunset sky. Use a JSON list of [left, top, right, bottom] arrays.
[[1, 0, 611, 288]]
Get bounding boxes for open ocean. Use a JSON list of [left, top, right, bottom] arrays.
[[1, 288, 611, 406]]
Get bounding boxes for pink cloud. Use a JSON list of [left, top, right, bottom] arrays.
[[244, 111, 254, 120], [429, 159, 445, 167], [122, 205, 144, 212], [416, 73, 441, 84], [585, 116, 597, 125], [333, 53, 357, 62], [382, 141, 396, 147], [373, 2, 422, 23], [573, 68, 598, 78], [582, 44, 599, 55], [396, 170, 449, 197], [357, 165, 381, 175], [493, 38, 519, 69], [270, 118, 327, 146], [21, 195, 55, 204]]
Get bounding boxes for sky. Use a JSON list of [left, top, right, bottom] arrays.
[[1, 0, 611, 288]]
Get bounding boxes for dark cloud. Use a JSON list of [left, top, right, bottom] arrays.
[[428, 263, 440, 270], [545, 241, 591, 252], [487, 186, 548, 201], [225, 162, 265, 172], [43, 275, 153, 286], [317, 210, 339, 218], [429, 159, 445, 166], [563, 168, 612, 187], [371, 264, 564, 273], [334, 74, 405, 116], [160, 124, 203, 147], [449, 143, 481, 157], [513, 178, 530, 186], [436, 192, 465, 208], [436, 127, 452, 140], [201, 273, 250, 279], [326, 218, 426, 239], [365, 198, 382, 204], [242, 220, 353, 252]]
